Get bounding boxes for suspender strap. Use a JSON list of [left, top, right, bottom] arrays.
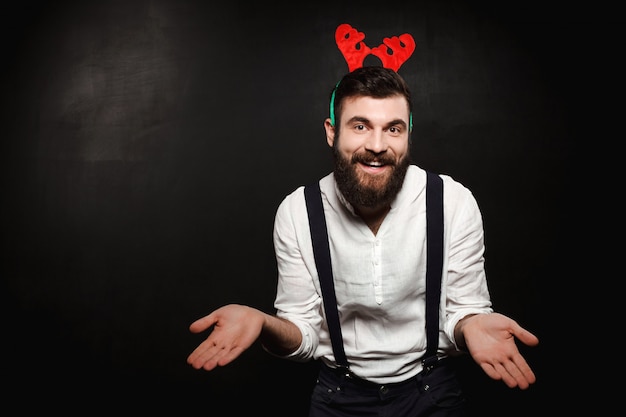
[[304, 182, 349, 368], [423, 171, 444, 369]]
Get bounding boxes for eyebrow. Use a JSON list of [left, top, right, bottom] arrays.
[[386, 119, 408, 130]]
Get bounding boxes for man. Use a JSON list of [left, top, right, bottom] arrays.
[[187, 66, 539, 416]]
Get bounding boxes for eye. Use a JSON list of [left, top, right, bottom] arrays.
[[388, 126, 403, 135]]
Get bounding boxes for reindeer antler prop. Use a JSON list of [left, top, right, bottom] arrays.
[[335, 23, 415, 72]]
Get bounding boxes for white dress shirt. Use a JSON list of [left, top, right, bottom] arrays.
[[271, 165, 493, 384]]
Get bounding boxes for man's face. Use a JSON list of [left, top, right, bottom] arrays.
[[328, 95, 412, 209]]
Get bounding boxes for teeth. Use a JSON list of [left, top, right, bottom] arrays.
[[369, 162, 382, 167]]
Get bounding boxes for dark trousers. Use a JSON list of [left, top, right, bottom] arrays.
[[309, 360, 467, 417]]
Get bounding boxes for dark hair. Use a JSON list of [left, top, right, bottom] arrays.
[[329, 66, 413, 131]]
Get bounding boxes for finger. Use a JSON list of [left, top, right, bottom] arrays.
[[201, 346, 226, 371], [503, 360, 530, 390], [189, 313, 218, 333], [511, 324, 540, 347], [512, 355, 537, 387], [187, 332, 224, 364], [186, 339, 214, 368], [188, 340, 227, 370], [478, 362, 501, 382], [216, 346, 246, 367], [492, 361, 518, 389], [202, 342, 248, 371]]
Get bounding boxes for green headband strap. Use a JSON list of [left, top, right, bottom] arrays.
[[329, 82, 340, 127]]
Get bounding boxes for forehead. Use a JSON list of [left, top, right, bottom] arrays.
[[342, 95, 410, 123]]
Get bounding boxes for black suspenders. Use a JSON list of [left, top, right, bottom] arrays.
[[304, 180, 349, 368], [423, 170, 444, 370], [304, 171, 444, 373]]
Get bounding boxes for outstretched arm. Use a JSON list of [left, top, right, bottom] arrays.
[[454, 312, 539, 390], [187, 304, 302, 371]]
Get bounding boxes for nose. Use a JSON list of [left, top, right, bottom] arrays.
[[364, 130, 388, 154]]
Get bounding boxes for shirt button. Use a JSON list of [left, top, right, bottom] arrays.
[[380, 385, 388, 394]]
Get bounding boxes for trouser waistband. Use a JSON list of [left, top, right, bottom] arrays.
[[319, 364, 420, 393], [320, 357, 451, 390]]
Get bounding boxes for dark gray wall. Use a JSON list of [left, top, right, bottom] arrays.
[[2, 0, 619, 414]]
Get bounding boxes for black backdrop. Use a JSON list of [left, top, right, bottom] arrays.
[[1, 0, 620, 415]]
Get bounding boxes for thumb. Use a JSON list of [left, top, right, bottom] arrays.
[[189, 313, 218, 334], [511, 322, 539, 347]]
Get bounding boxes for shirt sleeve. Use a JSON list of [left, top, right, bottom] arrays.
[[441, 177, 494, 349], [270, 186, 324, 361]]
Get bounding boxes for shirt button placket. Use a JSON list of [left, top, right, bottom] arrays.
[[373, 239, 382, 304]]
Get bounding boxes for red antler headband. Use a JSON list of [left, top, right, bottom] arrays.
[[330, 24, 416, 129], [335, 23, 415, 72]]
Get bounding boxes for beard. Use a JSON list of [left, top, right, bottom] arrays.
[[333, 146, 411, 209]]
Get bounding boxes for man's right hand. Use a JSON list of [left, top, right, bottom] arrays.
[[187, 304, 265, 371]]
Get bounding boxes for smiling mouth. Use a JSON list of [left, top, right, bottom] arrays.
[[358, 161, 390, 175], [353, 153, 395, 169]]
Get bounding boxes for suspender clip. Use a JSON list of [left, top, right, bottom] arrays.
[[421, 355, 440, 375]]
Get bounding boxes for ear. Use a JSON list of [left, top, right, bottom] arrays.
[[324, 118, 336, 148]]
